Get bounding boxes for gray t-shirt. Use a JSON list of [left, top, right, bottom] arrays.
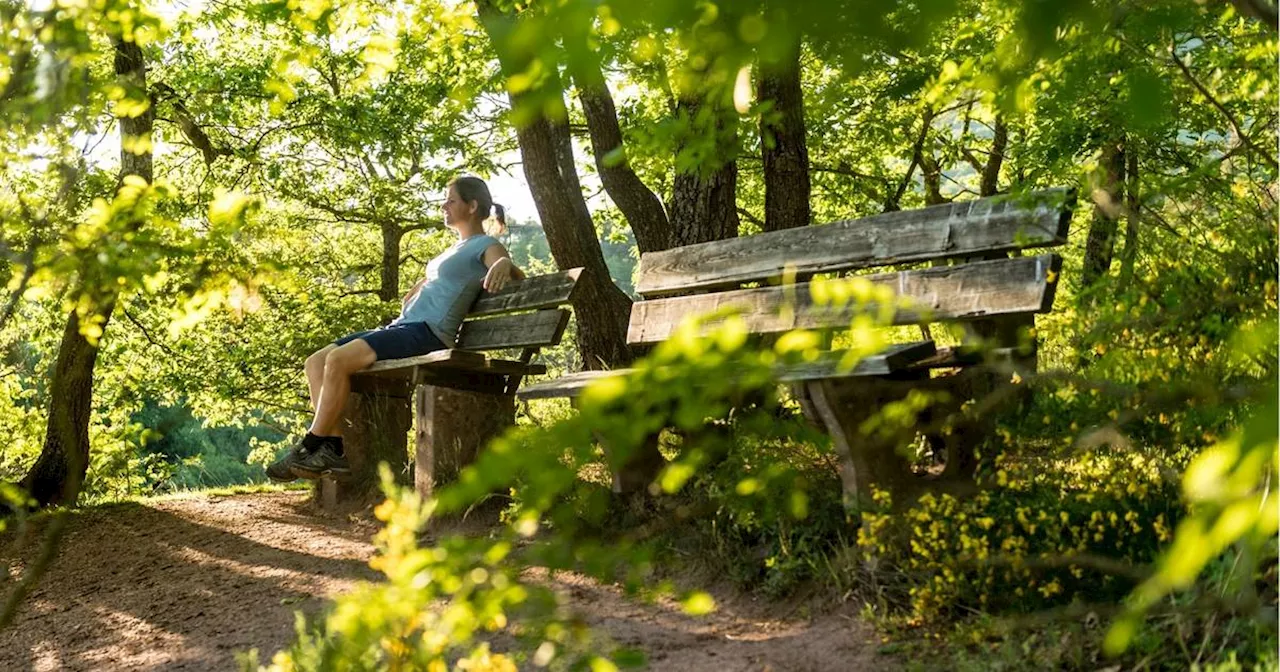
[[392, 234, 497, 347]]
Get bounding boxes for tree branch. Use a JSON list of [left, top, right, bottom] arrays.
[[1170, 46, 1279, 170]]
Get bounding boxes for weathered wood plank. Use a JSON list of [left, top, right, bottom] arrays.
[[516, 341, 941, 400], [458, 309, 571, 351], [415, 384, 515, 502], [362, 349, 485, 376], [517, 369, 624, 400], [469, 268, 583, 317], [776, 341, 937, 381], [636, 188, 1074, 297], [628, 254, 1062, 345]]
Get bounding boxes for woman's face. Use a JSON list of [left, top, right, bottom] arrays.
[[442, 186, 475, 229]]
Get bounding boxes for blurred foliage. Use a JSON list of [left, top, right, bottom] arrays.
[[1, 0, 1276, 669]]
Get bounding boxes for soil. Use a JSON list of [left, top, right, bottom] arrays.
[[0, 491, 891, 671]]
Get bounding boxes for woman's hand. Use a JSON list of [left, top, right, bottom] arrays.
[[483, 257, 515, 292]]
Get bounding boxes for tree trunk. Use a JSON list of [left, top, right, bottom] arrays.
[[22, 305, 116, 506], [885, 106, 935, 211], [574, 63, 671, 254], [1117, 147, 1141, 287], [980, 117, 1007, 197], [668, 161, 739, 246], [921, 151, 945, 205], [1080, 138, 1126, 301], [478, 3, 633, 369], [660, 76, 742, 245], [758, 40, 810, 232], [379, 221, 402, 302], [22, 37, 153, 507]]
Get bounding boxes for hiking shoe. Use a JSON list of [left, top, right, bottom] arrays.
[[266, 443, 312, 483], [290, 443, 350, 480]]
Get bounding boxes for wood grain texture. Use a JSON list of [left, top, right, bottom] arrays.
[[469, 268, 583, 317], [362, 349, 484, 375], [636, 188, 1074, 297], [628, 254, 1062, 345], [457, 309, 571, 351], [415, 384, 515, 501]]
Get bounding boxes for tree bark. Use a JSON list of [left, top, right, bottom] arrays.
[[758, 40, 810, 232], [667, 95, 740, 246], [921, 151, 946, 205], [1080, 138, 1126, 301], [885, 106, 935, 211], [980, 117, 1007, 197], [1117, 147, 1141, 287], [478, 3, 633, 369], [574, 63, 672, 254], [379, 220, 402, 302], [22, 37, 153, 507]]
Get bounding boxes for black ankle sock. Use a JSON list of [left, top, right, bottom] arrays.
[[301, 432, 326, 449]]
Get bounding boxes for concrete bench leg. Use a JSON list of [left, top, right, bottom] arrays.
[[414, 384, 515, 500], [317, 387, 413, 509]]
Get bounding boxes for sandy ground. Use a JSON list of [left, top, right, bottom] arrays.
[[0, 491, 889, 671]]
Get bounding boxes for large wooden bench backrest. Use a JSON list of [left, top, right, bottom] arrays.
[[627, 188, 1074, 346]]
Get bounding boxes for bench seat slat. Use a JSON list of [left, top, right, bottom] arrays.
[[469, 268, 583, 317], [636, 188, 1073, 297], [628, 254, 1061, 345], [458, 309, 571, 351], [516, 341, 939, 400], [363, 349, 484, 375]]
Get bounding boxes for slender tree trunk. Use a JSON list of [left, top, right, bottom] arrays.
[[885, 106, 935, 211], [22, 37, 153, 507], [379, 221, 402, 302], [574, 63, 671, 254], [1117, 147, 1141, 287], [478, 3, 633, 369], [921, 151, 945, 205], [1080, 138, 1126, 301], [980, 117, 1007, 197], [758, 40, 810, 232]]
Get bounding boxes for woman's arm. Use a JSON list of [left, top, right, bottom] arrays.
[[482, 243, 525, 292], [402, 276, 427, 307]]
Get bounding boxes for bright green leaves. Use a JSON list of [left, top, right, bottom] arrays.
[[1104, 319, 1278, 656]]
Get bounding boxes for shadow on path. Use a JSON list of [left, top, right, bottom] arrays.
[[0, 492, 376, 672]]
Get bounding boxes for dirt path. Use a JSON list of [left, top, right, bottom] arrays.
[[0, 492, 888, 671]]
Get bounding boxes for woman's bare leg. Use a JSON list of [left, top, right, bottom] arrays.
[[304, 345, 335, 410], [309, 339, 377, 437]]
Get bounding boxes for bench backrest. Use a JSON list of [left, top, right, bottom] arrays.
[[626, 189, 1075, 345], [451, 267, 583, 352]]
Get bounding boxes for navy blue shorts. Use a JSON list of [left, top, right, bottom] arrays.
[[333, 322, 447, 361]]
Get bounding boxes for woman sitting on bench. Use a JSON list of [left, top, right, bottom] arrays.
[[268, 175, 525, 481]]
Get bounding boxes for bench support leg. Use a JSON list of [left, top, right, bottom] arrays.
[[601, 432, 664, 495], [804, 379, 919, 511], [318, 388, 413, 508], [806, 373, 994, 512], [414, 384, 515, 500]]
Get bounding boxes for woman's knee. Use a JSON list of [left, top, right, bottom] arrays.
[[324, 341, 375, 375], [306, 346, 333, 372]]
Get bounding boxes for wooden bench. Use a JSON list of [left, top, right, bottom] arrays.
[[518, 189, 1076, 509], [319, 268, 583, 508]]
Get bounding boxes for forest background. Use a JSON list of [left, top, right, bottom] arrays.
[[1, 0, 1277, 669]]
